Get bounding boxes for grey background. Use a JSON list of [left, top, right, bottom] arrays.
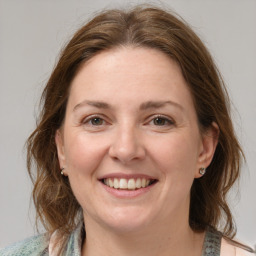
[[0, 0, 255, 248]]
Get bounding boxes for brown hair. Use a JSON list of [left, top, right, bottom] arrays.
[[27, 4, 243, 251]]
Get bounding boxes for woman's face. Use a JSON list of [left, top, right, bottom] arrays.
[[56, 47, 217, 233]]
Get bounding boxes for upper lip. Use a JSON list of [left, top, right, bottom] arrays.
[[98, 173, 158, 180]]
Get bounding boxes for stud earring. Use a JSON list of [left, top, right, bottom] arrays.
[[61, 167, 65, 175], [199, 167, 206, 176]]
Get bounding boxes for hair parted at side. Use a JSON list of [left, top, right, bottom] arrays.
[[27, 4, 243, 248]]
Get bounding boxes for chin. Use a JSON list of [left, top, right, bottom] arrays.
[[94, 206, 154, 234]]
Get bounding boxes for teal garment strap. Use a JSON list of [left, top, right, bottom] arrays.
[[65, 223, 223, 256], [0, 223, 222, 255], [201, 228, 222, 256], [63, 221, 84, 256], [0, 234, 49, 256]]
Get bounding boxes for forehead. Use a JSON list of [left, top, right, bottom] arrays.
[[76, 47, 183, 80], [68, 47, 194, 111]]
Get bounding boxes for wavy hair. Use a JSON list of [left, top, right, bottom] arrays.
[[26, 5, 244, 253]]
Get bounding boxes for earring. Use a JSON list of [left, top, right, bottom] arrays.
[[61, 167, 65, 175], [199, 167, 206, 176]]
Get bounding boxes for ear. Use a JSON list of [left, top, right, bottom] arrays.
[[55, 129, 66, 171], [195, 122, 219, 178]]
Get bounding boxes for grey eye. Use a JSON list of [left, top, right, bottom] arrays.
[[90, 117, 104, 125], [153, 117, 169, 126]]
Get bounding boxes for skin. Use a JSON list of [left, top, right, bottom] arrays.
[[55, 47, 219, 256]]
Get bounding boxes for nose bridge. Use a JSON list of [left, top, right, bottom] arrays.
[[109, 121, 145, 163]]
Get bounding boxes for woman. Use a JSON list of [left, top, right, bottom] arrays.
[[1, 5, 254, 256]]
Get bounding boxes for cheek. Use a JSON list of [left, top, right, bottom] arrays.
[[150, 131, 200, 201], [150, 132, 200, 173], [142, 133, 200, 219], [63, 133, 108, 208], [64, 132, 107, 174]]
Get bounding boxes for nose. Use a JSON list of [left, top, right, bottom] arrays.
[[108, 125, 146, 164]]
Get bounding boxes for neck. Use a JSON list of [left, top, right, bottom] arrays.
[[81, 215, 205, 256]]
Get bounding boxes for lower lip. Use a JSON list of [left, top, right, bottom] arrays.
[[100, 182, 156, 198]]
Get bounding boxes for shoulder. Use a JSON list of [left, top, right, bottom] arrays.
[[221, 237, 255, 256], [0, 234, 49, 256]]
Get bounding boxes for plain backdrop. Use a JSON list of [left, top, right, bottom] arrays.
[[0, 0, 255, 249]]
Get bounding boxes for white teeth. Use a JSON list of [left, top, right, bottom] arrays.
[[114, 178, 119, 189], [135, 178, 141, 188], [109, 179, 114, 188], [141, 178, 146, 188], [127, 179, 136, 190], [103, 178, 154, 190], [119, 178, 128, 189]]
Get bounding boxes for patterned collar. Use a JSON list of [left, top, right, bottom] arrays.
[[201, 227, 222, 256], [49, 221, 84, 256], [50, 223, 222, 256]]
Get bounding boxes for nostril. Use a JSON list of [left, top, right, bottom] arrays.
[[108, 134, 146, 164]]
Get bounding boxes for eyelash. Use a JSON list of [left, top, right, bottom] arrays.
[[81, 115, 107, 126], [147, 115, 175, 127], [80, 114, 175, 128]]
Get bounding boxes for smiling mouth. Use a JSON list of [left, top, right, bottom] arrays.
[[101, 178, 157, 190]]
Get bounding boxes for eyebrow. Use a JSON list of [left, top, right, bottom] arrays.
[[73, 100, 183, 112], [139, 100, 184, 111], [73, 100, 111, 112]]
